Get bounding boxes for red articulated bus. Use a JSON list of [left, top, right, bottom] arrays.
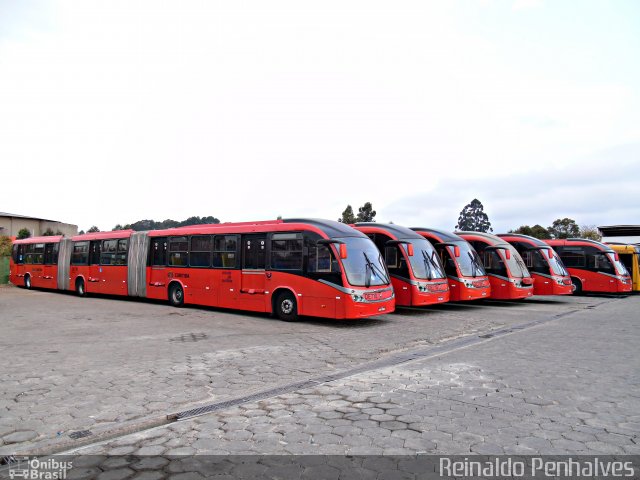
[[457, 232, 534, 300], [10, 236, 65, 290], [411, 227, 491, 301], [544, 238, 632, 294], [351, 223, 450, 306], [498, 234, 573, 296], [10, 219, 395, 321]]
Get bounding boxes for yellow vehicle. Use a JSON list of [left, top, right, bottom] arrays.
[[607, 243, 640, 292]]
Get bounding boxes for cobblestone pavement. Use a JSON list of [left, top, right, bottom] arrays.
[[1, 285, 636, 459], [67, 294, 639, 460]]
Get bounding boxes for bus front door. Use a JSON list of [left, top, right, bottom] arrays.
[[240, 234, 268, 312]]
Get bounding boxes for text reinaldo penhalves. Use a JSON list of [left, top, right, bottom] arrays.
[[440, 457, 635, 478]]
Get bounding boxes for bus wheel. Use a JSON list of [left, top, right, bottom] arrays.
[[24, 275, 31, 290], [76, 278, 86, 297], [169, 283, 184, 307], [572, 278, 582, 295], [275, 291, 298, 322]]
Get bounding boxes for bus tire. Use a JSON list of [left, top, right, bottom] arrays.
[[572, 277, 582, 294], [169, 283, 184, 307], [24, 275, 31, 290], [275, 291, 298, 322], [76, 278, 86, 297]]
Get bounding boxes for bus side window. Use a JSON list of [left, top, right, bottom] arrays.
[[384, 246, 399, 268], [12, 245, 24, 264]]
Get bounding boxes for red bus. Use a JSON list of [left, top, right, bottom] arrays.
[[10, 235, 66, 290], [545, 238, 632, 294], [457, 232, 534, 300], [10, 219, 395, 320], [498, 234, 573, 295], [411, 227, 491, 301], [352, 223, 449, 306]]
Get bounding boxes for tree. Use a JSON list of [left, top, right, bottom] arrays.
[[356, 202, 376, 222], [338, 205, 356, 224], [87, 226, 100, 233], [0, 236, 12, 256], [509, 224, 551, 239], [580, 224, 602, 241], [548, 218, 580, 239], [17, 228, 31, 239], [455, 199, 492, 232], [42, 228, 56, 236]]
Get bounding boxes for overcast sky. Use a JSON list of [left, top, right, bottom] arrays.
[[1, 0, 638, 233]]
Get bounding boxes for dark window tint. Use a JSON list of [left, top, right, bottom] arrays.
[[271, 233, 303, 270], [213, 235, 237, 268], [71, 242, 89, 265], [12, 245, 23, 264], [243, 235, 266, 269], [90, 241, 101, 265], [190, 235, 212, 267], [44, 243, 59, 265], [115, 239, 128, 265], [100, 239, 118, 265], [308, 244, 338, 273], [169, 236, 189, 267], [437, 247, 458, 276], [150, 238, 167, 266]]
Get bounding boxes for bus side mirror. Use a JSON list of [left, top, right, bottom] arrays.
[[407, 244, 414, 256], [547, 249, 553, 259], [454, 246, 460, 257], [505, 250, 511, 260], [339, 244, 348, 259], [614, 252, 619, 261]]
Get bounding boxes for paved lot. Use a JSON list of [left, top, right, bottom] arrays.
[[0, 285, 638, 462]]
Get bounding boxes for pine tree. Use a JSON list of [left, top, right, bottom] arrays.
[[338, 205, 357, 223], [455, 199, 492, 232], [356, 202, 376, 222]]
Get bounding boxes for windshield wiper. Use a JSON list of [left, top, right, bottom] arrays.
[[468, 251, 478, 277], [468, 251, 485, 278], [429, 251, 444, 278], [515, 256, 528, 277], [363, 252, 389, 286], [421, 251, 433, 280]]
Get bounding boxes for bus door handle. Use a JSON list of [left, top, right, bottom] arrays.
[[149, 282, 166, 287], [88, 277, 100, 282]]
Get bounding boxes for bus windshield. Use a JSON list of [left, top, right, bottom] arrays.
[[339, 237, 390, 287], [503, 247, 530, 278], [453, 242, 486, 277], [406, 239, 446, 280], [548, 250, 569, 276], [607, 252, 630, 276]]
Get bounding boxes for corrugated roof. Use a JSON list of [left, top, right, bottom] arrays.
[[0, 211, 58, 222]]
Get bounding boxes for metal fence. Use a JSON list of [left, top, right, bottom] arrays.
[[0, 256, 9, 284]]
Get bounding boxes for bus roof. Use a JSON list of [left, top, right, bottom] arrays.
[[497, 233, 549, 248], [354, 223, 425, 240], [147, 218, 367, 239], [13, 235, 64, 244], [72, 230, 135, 242], [457, 231, 510, 246], [411, 227, 464, 243], [286, 218, 366, 238], [545, 238, 613, 251], [606, 243, 640, 254]]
